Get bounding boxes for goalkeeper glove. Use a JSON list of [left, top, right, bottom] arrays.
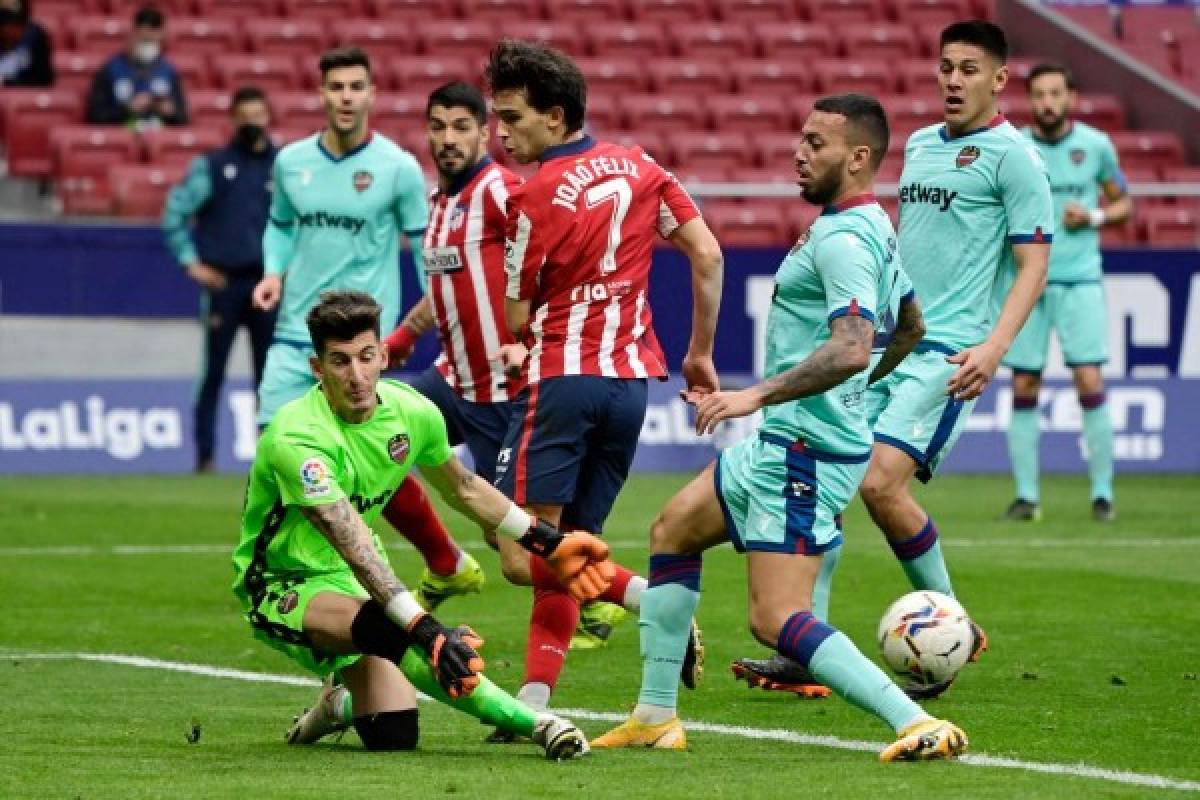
[[407, 614, 485, 699]]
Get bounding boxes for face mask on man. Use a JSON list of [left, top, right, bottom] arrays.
[[234, 123, 267, 151], [132, 40, 160, 64]]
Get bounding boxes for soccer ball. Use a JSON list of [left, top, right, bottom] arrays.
[[877, 591, 973, 686]]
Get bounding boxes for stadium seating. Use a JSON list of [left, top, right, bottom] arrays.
[[142, 127, 228, 168], [388, 56, 477, 95], [574, 58, 648, 93], [586, 23, 669, 59], [630, 0, 712, 23], [671, 132, 754, 172], [708, 94, 793, 132], [169, 16, 241, 57], [842, 25, 920, 60], [72, 16, 131, 53], [712, 0, 795, 23], [497, 21, 585, 55], [108, 163, 187, 218], [53, 51, 108, 94], [730, 60, 815, 95], [754, 23, 837, 59], [703, 199, 790, 246], [544, 0, 627, 23], [1110, 131, 1187, 172], [648, 59, 733, 95], [281, 0, 372, 18], [246, 19, 328, 59], [51, 126, 141, 214], [211, 55, 304, 92], [3, 89, 83, 178], [1142, 207, 1199, 246], [619, 93, 708, 134], [668, 23, 756, 60], [330, 19, 416, 57]]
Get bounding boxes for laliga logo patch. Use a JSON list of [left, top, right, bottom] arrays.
[[789, 230, 811, 255], [276, 590, 299, 615], [956, 145, 980, 168], [1070, 148, 1086, 165], [300, 457, 332, 497], [449, 204, 467, 232], [353, 170, 373, 193], [387, 433, 411, 464]]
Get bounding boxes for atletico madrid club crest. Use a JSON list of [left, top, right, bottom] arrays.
[[956, 145, 980, 168], [353, 170, 373, 192], [388, 433, 410, 464], [1070, 148, 1086, 165]]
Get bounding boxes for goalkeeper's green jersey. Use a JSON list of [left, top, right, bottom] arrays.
[[263, 132, 429, 344], [897, 114, 1055, 351], [232, 380, 453, 605]]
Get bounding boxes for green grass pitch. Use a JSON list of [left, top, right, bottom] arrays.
[[2, 473, 1198, 798]]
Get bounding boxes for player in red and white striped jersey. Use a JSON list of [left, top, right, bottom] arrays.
[[484, 41, 725, 722]]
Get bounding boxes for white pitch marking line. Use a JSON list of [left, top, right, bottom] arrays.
[[6, 651, 1199, 794], [1, 537, 1197, 558]]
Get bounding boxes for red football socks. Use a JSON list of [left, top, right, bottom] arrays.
[[382, 476, 460, 577]]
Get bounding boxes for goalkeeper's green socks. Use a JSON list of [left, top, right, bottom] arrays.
[[398, 649, 538, 737], [634, 554, 702, 722]]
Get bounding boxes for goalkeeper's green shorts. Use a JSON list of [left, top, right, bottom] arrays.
[[243, 570, 365, 678]]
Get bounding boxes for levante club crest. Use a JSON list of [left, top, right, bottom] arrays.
[[353, 170, 373, 192], [956, 145, 980, 168], [1071, 148, 1086, 165], [388, 433, 410, 464]]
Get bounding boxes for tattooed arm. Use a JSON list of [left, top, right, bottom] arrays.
[[301, 500, 405, 607], [869, 296, 925, 385], [690, 315, 874, 435], [421, 456, 527, 531]]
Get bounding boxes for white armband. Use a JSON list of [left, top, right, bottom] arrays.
[[384, 591, 425, 629], [1089, 208, 1106, 229], [496, 503, 533, 539]]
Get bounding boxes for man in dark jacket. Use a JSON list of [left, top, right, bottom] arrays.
[[86, 5, 187, 129], [0, 0, 53, 87], [162, 86, 276, 472]]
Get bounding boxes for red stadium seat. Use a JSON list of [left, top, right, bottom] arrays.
[[33, 0, 102, 19], [703, 200, 789, 246], [730, 59, 815, 95], [106, 0, 196, 14], [245, 19, 327, 58], [597, 130, 668, 162], [619, 93, 707, 134], [671, 131, 753, 172], [279, 0, 371, 17], [109, 163, 188, 218], [897, 59, 940, 94], [996, 95, 1033, 127], [3, 89, 83, 178], [890, 0, 970, 26], [330, 21, 417, 75], [187, 89, 233, 130], [1118, 165, 1162, 184], [142, 127, 227, 168], [712, 0, 796, 22], [1074, 94, 1126, 132], [369, 0, 457, 18], [459, 0, 546, 20], [543, 0, 627, 23], [878, 195, 899, 227], [211, 54, 303, 92], [584, 93, 624, 130], [416, 20, 494, 60], [648, 59, 732, 94], [585, 22, 668, 59], [882, 93, 942, 137], [629, 0, 713, 22], [672, 165, 735, 185], [273, 126, 320, 146], [52, 125, 141, 215], [171, 52, 214, 90], [812, 60, 895, 94], [272, 91, 329, 131], [389, 56, 476, 95], [802, 0, 884, 24], [842, 24, 919, 60], [1111, 131, 1186, 171], [733, 167, 802, 186], [573, 57, 649, 93], [1142, 207, 1199, 246], [668, 23, 754, 60], [73, 15, 131, 52], [193, 0, 280, 17], [708, 94, 793, 132], [1166, 166, 1200, 185], [876, 157, 904, 183], [913, 22, 946, 57], [168, 16, 242, 57], [755, 22, 837, 59], [498, 21, 585, 55], [373, 92, 429, 140], [756, 131, 802, 169], [52, 51, 108, 94]]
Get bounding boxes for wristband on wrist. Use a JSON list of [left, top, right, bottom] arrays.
[[384, 591, 425, 630], [517, 518, 565, 557], [496, 503, 533, 539], [1088, 208, 1106, 229]]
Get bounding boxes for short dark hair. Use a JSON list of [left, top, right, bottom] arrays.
[[319, 46, 372, 82], [306, 291, 382, 356], [230, 85, 267, 112], [485, 39, 586, 134], [426, 81, 487, 125], [133, 5, 165, 28], [940, 20, 1008, 64], [812, 93, 890, 171], [1026, 62, 1076, 92]]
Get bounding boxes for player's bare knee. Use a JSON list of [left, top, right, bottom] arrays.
[[747, 603, 792, 649], [859, 471, 900, 511], [649, 510, 689, 555]]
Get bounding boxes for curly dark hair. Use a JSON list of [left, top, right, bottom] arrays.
[[484, 39, 587, 134]]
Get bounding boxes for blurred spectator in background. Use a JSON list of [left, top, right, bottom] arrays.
[[162, 86, 276, 472], [86, 5, 187, 129], [0, 0, 53, 87]]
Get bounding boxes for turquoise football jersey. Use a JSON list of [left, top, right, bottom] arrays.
[[263, 132, 429, 342], [1024, 121, 1124, 283], [761, 197, 907, 457], [898, 115, 1055, 351]]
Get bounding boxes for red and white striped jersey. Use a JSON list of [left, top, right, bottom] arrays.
[[505, 136, 701, 384], [424, 156, 521, 404]]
